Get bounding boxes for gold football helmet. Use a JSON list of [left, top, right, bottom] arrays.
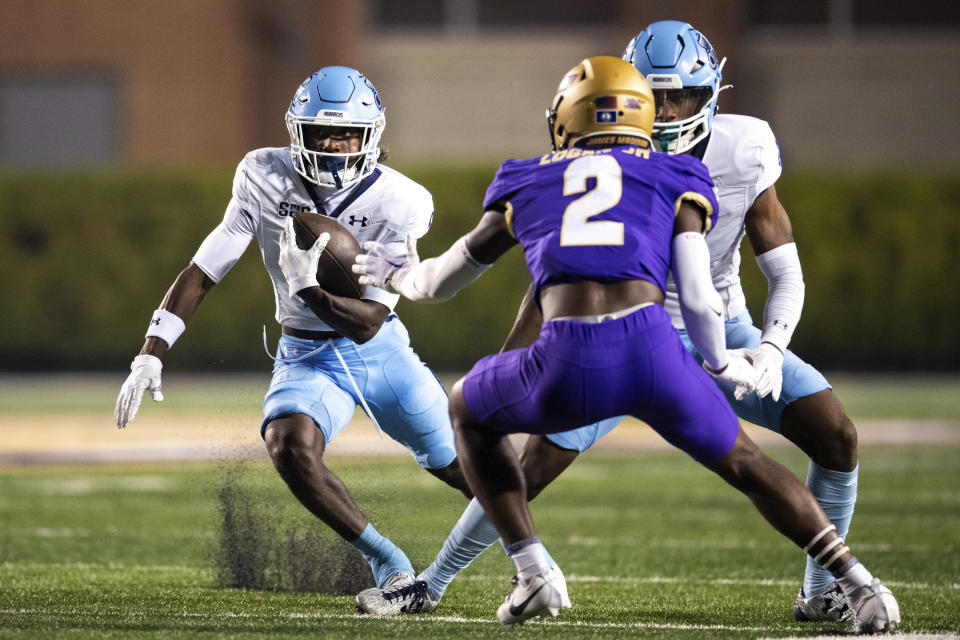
[[546, 56, 656, 151]]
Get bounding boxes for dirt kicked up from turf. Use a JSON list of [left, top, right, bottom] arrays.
[[214, 464, 375, 594]]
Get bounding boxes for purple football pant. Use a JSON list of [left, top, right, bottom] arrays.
[[461, 304, 739, 464]]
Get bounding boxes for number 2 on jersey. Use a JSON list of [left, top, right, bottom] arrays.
[[560, 155, 624, 246]]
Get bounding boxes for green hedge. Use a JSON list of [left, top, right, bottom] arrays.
[[1, 165, 957, 372], [739, 170, 960, 371]]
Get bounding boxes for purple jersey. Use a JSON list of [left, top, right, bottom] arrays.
[[483, 144, 718, 300]]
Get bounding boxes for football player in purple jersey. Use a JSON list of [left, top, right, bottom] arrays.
[[352, 56, 897, 631]]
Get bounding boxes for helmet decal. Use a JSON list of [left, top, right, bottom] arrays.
[[697, 33, 719, 68], [363, 78, 382, 109]]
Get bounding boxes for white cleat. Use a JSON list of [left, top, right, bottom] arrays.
[[546, 564, 572, 609], [496, 572, 568, 626], [845, 578, 900, 634], [793, 582, 854, 623], [355, 572, 439, 615]]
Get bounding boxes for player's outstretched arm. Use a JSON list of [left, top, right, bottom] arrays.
[[277, 216, 391, 344], [353, 209, 515, 303], [743, 185, 805, 402], [671, 201, 757, 400], [114, 263, 215, 427]]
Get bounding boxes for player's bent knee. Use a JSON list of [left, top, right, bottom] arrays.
[[263, 414, 324, 468], [786, 391, 859, 469], [818, 414, 858, 470], [833, 414, 857, 452]]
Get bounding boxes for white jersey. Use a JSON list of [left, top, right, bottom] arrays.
[[664, 114, 783, 328], [191, 147, 434, 332]]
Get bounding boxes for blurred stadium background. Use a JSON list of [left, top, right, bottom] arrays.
[[1, 0, 959, 377]]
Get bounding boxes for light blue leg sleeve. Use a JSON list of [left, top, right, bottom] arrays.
[[419, 498, 499, 599], [420, 498, 559, 600], [351, 522, 415, 588], [804, 461, 859, 595]]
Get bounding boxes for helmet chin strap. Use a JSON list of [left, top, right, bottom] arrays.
[[322, 157, 346, 189]]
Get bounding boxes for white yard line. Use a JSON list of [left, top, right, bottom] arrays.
[[3, 562, 957, 591], [1, 608, 958, 636], [0, 608, 772, 632], [460, 574, 959, 591]]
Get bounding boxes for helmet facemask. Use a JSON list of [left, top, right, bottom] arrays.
[[650, 86, 716, 154], [286, 117, 383, 189]]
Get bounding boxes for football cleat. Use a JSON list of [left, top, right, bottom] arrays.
[[845, 578, 900, 634], [355, 572, 439, 615], [793, 582, 854, 623], [546, 564, 572, 609], [496, 572, 568, 626]]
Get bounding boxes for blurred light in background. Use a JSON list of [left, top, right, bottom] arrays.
[[0, 75, 118, 167]]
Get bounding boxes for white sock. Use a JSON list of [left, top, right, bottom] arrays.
[[506, 537, 550, 583], [835, 558, 874, 594]]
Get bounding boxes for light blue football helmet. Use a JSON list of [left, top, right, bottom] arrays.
[[623, 21, 727, 154], [285, 66, 385, 188]]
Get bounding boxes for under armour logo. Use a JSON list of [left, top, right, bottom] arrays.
[[773, 319, 789, 330], [348, 215, 369, 227], [151, 317, 161, 326]]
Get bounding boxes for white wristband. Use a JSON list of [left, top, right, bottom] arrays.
[[145, 308, 186, 348]]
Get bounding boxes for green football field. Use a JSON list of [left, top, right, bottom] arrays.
[[1, 375, 959, 638]]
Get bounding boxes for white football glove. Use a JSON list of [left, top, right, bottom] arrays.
[[353, 236, 420, 293], [746, 342, 785, 402], [704, 348, 759, 401], [114, 354, 164, 428], [278, 215, 330, 297]]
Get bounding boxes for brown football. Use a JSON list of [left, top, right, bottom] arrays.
[[290, 213, 364, 298]]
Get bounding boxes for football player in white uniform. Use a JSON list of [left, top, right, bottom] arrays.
[[353, 24, 899, 634], [114, 66, 470, 597]]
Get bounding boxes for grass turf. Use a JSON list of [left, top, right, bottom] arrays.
[[1, 444, 958, 639]]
